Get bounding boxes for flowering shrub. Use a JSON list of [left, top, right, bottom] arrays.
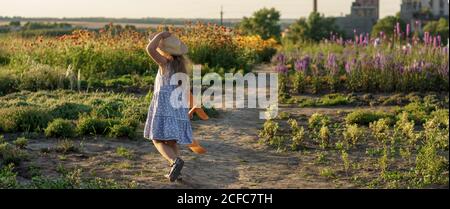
[[273, 23, 449, 93], [0, 23, 277, 85]]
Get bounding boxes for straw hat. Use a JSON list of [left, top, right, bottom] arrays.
[[158, 35, 188, 56]]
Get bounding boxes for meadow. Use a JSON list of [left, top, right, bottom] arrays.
[[0, 23, 278, 188], [258, 25, 449, 188], [0, 23, 277, 95], [0, 21, 448, 189]]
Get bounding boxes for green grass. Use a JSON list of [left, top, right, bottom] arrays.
[[297, 94, 353, 107], [0, 90, 148, 139], [54, 140, 79, 154], [345, 110, 394, 126], [115, 146, 134, 160], [2, 165, 137, 189]]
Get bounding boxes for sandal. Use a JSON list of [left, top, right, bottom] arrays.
[[168, 158, 184, 182], [165, 173, 183, 181]]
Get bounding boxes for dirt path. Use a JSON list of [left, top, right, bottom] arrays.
[[168, 64, 342, 189], [21, 64, 360, 189]]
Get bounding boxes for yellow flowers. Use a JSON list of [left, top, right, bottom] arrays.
[[0, 23, 278, 76], [3, 22, 277, 58], [234, 35, 278, 52]]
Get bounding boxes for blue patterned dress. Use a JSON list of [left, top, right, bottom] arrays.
[[143, 63, 193, 145]]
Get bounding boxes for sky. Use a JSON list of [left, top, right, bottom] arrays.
[[0, 0, 402, 19]]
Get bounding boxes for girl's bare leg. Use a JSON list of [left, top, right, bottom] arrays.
[[152, 140, 177, 164], [166, 141, 180, 157]]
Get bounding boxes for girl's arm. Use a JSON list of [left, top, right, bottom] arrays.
[[146, 31, 171, 66]]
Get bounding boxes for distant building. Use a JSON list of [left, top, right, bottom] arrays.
[[400, 0, 449, 20], [351, 0, 380, 21], [335, 0, 380, 37]]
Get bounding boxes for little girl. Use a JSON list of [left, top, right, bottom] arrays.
[[144, 31, 193, 182]]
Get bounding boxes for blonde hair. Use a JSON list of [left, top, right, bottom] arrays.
[[168, 55, 191, 75]]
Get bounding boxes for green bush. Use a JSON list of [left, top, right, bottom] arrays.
[[76, 116, 119, 136], [0, 143, 28, 165], [119, 117, 140, 129], [87, 78, 105, 89], [0, 107, 52, 133], [430, 109, 449, 128], [0, 164, 18, 189], [13, 137, 28, 149], [122, 104, 148, 123], [298, 98, 316, 107], [298, 94, 352, 107], [345, 110, 394, 126], [320, 94, 351, 106], [17, 63, 69, 91], [54, 139, 79, 154], [50, 102, 92, 120], [0, 71, 17, 96], [109, 124, 136, 138], [396, 101, 437, 124], [45, 119, 77, 138], [308, 113, 330, 130], [92, 100, 124, 118], [342, 124, 364, 147], [144, 91, 153, 104], [259, 120, 279, 141]]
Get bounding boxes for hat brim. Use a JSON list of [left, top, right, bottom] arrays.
[[158, 35, 189, 56], [159, 45, 188, 56]]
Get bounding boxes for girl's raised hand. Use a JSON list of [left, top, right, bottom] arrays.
[[160, 31, 172, 39], [148, 31, 171, 42]]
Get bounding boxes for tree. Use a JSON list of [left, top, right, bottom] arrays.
[[9, 21, 21, 27], [371, 16, 406, 38], [124, 24, 137, 31], [285, 12, 343, 43], [237, 7, 281, 41], [423, 18, 449, 42]]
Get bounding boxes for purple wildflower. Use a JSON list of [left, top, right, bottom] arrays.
[[345, 59, 357, 74], [395, 63, 405, 74], [326, 53, 339, 75], [406, 24, 410, 38], [294, 59, 304, 72], [295, 56, 311, 72], [374, 53, 385, 69], [275, 53, 286, 64], [275, 64, 289, 74], [380, 31, 385, 39], [409, 60, 428, 73]]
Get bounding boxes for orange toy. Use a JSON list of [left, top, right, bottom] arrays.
[[187, 92, 208, 154], [188, 139, 207, 154], [188, 92, 209, 121]]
